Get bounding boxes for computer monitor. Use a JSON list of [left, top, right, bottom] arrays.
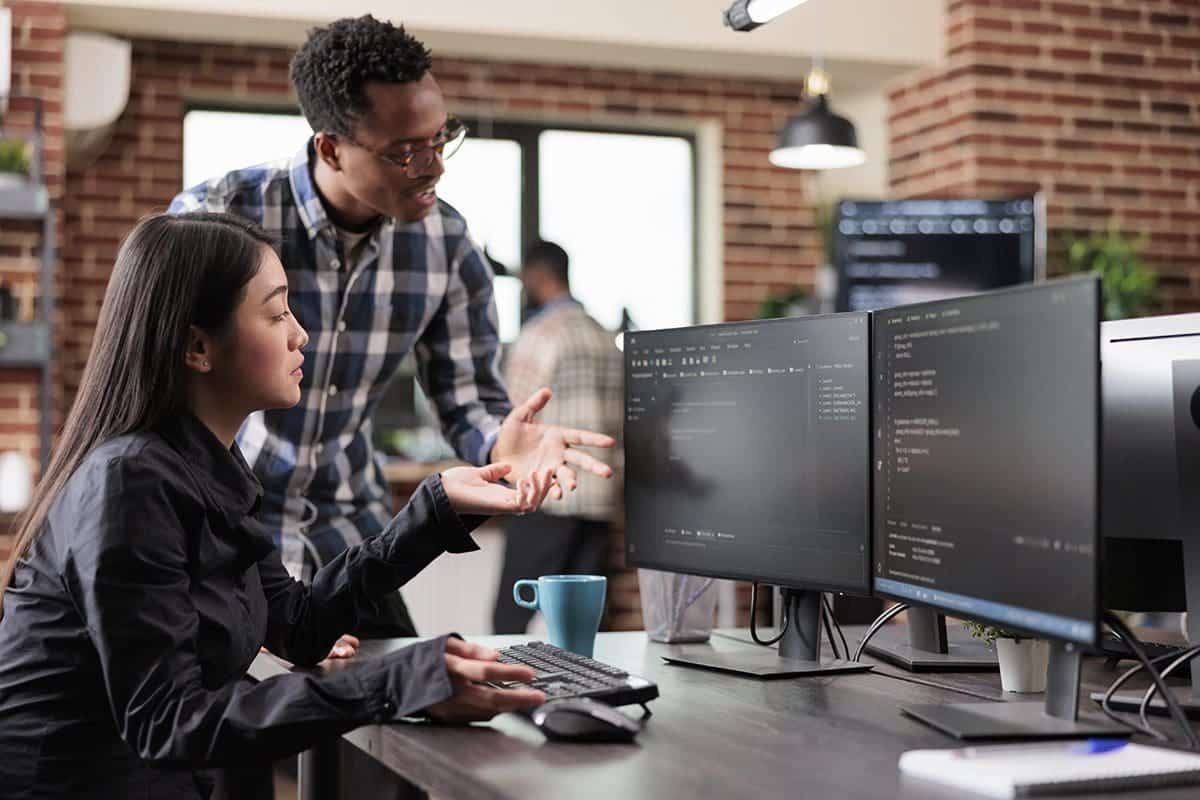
[[624, 313, 873, 677], [834, 196, 1043, 313], [1091, 313, 1200, 716], [872, 276, 1123, 739]]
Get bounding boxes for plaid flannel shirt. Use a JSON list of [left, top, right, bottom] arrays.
[[503, 298, 624, 520], [169, 141, 511, 574]]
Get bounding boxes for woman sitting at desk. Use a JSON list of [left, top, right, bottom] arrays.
[[0, 212, 550, 799]]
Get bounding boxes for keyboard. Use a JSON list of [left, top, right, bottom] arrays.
[[492, 642, 659, 707], [1098, 633, 1191, 677]]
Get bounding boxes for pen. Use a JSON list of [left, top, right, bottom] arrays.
[[957, 739, 1128, 758]]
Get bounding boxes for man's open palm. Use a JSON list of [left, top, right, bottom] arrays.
[[492, 388, 615, 501]]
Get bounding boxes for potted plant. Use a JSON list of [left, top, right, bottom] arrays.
[[0, 138, 32, 190], [1063, 228, 1157, 321], [757, 285, 814, 319], [964, 620, 1050, 693]]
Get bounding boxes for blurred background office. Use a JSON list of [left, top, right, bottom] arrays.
[[0, 0, 1197, 639]]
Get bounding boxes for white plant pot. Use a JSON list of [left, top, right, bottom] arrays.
[[0, 172, 26, 190], [995, 638, 1049, 693]]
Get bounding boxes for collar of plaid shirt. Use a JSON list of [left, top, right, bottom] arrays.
[[171, 140, 511, 566]]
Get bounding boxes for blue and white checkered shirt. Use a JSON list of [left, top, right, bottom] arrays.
[[170, 141, 511, 574]]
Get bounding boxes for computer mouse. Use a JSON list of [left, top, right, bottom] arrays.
[[529, 698, 642, 743]]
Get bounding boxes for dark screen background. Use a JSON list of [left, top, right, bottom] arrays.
[[835, 198, 1038, 312], [872, 278, 1100, 643], [624, 314, 871, 593]]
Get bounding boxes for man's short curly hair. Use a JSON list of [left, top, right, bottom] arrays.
[[290, 15, 434, 137]]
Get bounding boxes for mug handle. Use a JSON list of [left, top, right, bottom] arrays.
[[513, 580, 540, 610]]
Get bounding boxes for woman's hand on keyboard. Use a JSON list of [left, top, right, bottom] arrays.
[[425, 638, 547, 722], [441, 463, 554, 516]]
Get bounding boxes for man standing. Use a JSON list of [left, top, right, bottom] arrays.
[[492, 242, 624, 634], [171, 16, 612, 637]]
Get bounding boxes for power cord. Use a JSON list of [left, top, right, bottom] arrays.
[[823, 594, 850, 661], [1138, 643, 1200, 736], [1097, 637, 1181, 741], [1101, 611, 1199, 750], [851, 602, 909, 662], [820, 594, 840, 657], [749, 582, 788, 646], [871, 668, 1003, 703], [746, 585, 843, 660], [848, 602, 1006, 701]]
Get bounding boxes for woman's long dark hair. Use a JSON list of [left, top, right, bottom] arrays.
[[0, 211, 276, 619]]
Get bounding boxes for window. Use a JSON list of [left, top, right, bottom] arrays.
[[182, 109, 311, 189], [538, 130, 694, 331], [433, 136, 524, 343], [183, 108, 698, 335]]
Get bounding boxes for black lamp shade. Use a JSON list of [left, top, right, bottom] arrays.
[[769, 94, 866, 170]]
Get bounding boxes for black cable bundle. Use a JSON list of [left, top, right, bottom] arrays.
[[1100, 611, 1200, 750]]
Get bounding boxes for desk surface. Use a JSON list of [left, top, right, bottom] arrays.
[[250, 630, 1198, 800]]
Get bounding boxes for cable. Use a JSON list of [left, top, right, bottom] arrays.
[[821, 596, 841, 659], [1099, 648, 1174, 741], [852, 602, 909, 662], [749, 582, 788, 646], [1138, 643, 1200, 736], [1103, 612, 1199, 750], [871, 668, 1004, 703], [824, 594, 850, 662]]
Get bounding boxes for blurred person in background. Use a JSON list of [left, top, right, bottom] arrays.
[[493, 241, 624, 634]]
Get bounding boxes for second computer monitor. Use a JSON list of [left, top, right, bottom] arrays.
[[872, 276, 1110, 739], [623, 313, 871, 595], [872, 277, 1100, 645]]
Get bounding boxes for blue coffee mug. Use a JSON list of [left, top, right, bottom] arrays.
[[513, 575, 607, 657]]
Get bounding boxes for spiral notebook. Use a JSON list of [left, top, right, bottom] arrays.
[[899, 742, 1200, 798]]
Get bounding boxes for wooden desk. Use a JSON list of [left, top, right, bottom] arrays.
[[250, 630, 1198, 800]]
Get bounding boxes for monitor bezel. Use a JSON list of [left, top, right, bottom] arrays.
[[868, 275, 1102, 648], [622, 311, 874, 597], [833, 194, 1046, 313]]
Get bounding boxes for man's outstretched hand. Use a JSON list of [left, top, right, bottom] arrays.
[[491, 387, 614, 501]]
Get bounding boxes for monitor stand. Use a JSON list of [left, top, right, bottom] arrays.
[[863, 607, 998, 671], [902, 641, 1130, 740], [661, 588, 873, 679], [1091, 536, 1200, 718]]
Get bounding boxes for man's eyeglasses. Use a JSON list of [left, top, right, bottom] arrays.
[[340, 116, 467, 178]]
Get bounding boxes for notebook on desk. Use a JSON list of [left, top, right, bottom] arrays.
[[899, 741, 1200, 798]]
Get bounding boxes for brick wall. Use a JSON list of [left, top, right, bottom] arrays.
[[889, 0, 1200, 310], [0, 1, 65, 559]]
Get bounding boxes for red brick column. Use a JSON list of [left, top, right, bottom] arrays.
[[889, 0, 1200, 310]]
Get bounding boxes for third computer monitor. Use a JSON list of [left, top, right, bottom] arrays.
[[1097, 313, 1200, 714]]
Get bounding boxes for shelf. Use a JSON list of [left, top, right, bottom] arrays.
[[0, 183, 50, 219], [0, 321, 51, 367]]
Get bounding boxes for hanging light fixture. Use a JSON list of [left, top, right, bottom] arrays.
[[769, 66, 865, 170]]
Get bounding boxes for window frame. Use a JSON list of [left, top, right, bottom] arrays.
[[460, 116, 700, 325]]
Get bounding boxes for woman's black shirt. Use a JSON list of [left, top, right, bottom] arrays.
[[0, 413, 480, 798]]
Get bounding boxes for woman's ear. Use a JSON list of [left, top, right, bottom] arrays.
[[313, 132, 342, 172], [184, 325, 213, 374]]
